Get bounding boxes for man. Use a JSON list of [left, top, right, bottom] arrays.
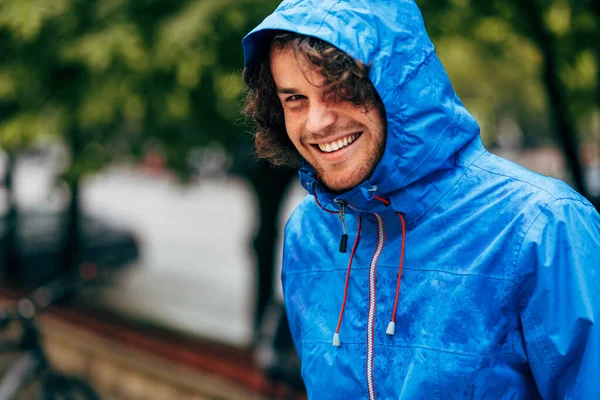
[[242, 0, 600, 398]]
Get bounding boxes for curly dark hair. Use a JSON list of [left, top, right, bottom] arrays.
[[242, 32, 383, 168]]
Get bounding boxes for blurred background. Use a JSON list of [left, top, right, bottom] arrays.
[[0, 0, 598, 399]]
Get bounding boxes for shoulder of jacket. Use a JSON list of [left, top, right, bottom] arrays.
[[511, 184, 599, 287], [471, 151, 589, 210]]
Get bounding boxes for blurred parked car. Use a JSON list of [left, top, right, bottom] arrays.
[[0, 211, 140, 288]]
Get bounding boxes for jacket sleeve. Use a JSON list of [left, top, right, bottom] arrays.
[[517, 198, 600, 399], [281, 221, 303, 360]]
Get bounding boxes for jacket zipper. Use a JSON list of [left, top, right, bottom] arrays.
[[336, 200, 349, 253], [367, 213, 385, 400]]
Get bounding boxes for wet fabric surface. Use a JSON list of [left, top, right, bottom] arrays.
[[243, 1, 600, 398]]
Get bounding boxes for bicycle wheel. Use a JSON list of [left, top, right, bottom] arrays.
[[40, 374, 101, 400]]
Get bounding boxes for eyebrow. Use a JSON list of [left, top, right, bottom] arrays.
[[276, 87, 298, 94]]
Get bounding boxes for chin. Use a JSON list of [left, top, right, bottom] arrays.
[[321, 175, 364, 194], [311, 159, 379, 193]]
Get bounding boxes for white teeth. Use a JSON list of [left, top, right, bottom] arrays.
[[317, 133, 359, 153]]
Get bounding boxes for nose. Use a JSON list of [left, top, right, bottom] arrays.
[[305, 100, 337, 134]]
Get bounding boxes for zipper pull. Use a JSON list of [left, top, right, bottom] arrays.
[[338, 202, 348, 253]]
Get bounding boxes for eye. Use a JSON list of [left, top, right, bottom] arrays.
[[285, 94, 305, 102]]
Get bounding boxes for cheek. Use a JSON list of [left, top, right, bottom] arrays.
[[366, 109, 384, 127], [284, 114, 304, 145], [366, 112, 386, 143]]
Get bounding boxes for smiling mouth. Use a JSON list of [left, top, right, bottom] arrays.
[[313, 132, 362, 153]]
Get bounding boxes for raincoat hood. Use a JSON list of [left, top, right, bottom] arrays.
[[243, 0, 481, 220]]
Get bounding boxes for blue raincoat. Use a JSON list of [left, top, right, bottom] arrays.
[[243, 1, 600, 398]]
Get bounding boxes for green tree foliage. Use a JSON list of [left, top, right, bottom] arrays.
[[420, 0, 597, 142], [0, 0, 278, 180], [2, 0, 595, 178], [419, 0, 599, 144]]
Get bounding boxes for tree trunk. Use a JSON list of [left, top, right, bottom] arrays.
[[591, 0, 600, 21], [2, 152, 19, 282], [247, 160, 296, 340], [518, 0, 592, 203], [63, 126, 83, 281], [63, 178, 81, 275]]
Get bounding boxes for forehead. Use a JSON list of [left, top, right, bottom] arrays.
[[269, 45, 327, 89]]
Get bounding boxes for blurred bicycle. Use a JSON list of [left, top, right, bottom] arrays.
[[0, 263, 101, 399]]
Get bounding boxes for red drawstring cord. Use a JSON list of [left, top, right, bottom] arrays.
[[313, 195, 340, 214], [386, 212, 406, 336], [332, 216, 362, 346], [373, 195, 390, 206]]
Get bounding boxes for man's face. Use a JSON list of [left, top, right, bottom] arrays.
[[270, 46, 386, 193]]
